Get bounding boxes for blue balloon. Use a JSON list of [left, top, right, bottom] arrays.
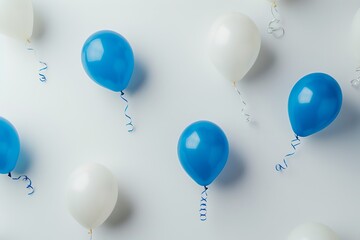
[[177, 121, 229, 186], [81, 30, 134, 92], [288, 73, 342, 137], [0, 117, 20, 174]]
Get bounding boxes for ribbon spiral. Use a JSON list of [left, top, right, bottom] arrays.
[[120, 91, 134, 132], [8, 172, 34, 195], [26, 39, 48, 83], [199, 186, 208, 221], [233, 82, 251, 122], [351, 67, 360, 88], [275, 135, 301, 172], [268, 1, 285, 39]]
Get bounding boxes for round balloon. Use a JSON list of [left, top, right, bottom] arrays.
[[0, 0, 33, 41], [288, 223, 339, 240], [67, 163, 118, 230], [0, 117, 20, 174], [81, 30, 134, 92], [288, 73, 342, 137], [208, 12, 261, 83], [177, 121, 229, 186], [351, 8, 360, 64]]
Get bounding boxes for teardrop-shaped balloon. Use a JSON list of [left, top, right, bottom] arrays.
[[288, 223, 339, 240], [0, 117, 20, 174], [81, 30, 135, 92], [67, 163, 118, 230], [351, 8, 360, 64], [177, 121, 229, 186], [288, 73, 342, 137], [208, 12, 261, 83], [0, 0, 33, 41]]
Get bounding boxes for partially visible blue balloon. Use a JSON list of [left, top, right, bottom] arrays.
[[177, 121, 229, 186], [81, 30, 134, 92], [0, 117, 20, 174], [288, 73, 342, 137]]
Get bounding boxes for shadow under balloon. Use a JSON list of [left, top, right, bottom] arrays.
[[126, 60, 148, 95], [244, 42, 276, 82], [312, 99, 360, 140], [12, 146, 32, 175], [215, 148, 246, 187], [32, 3, 46, 40], [104, 186, 133, 228]]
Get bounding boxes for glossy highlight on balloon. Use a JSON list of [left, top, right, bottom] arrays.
[[177, 121, 229, 186], [81, 30, 134, 92], [0, 117, 20, 174], [288, 73, 342, 137]]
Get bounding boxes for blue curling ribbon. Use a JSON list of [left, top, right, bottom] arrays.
[[233, 82, 251, 122], [120, 91, 134, 132], [275, 135, 301, 172], [26, 39, 48, 83], [8, 172, 35, 195], [199, 186, 208, 221]]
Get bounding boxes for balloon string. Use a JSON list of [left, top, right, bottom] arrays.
[[268, 1, 285, 39], [199, 186, 208, 221], [26, 39, 48, 83], [275, 135, 301, 172], [233, 82, 251, 122], [351, 66, 360, 88], [120, 91, 134, 132], [88, 229, 93, 240], [8, 172, 35, 195]]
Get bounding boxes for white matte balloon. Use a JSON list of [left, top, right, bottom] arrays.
[[208, 12, 261, 83], [0, 0, 33, 41], [288, 223, 340, 240], [67, 163, 118, 230], [351, 8, 360, 64]]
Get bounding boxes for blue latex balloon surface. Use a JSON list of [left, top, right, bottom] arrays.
[[81, 30, 134, 92], [177, 121, 229, 186], [288, 73, 342, 137], [0, 117, 20, 174]]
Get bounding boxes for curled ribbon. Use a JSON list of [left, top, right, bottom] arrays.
[[8, 172, 35, 195], [120, 91, 134, 132], [233, 81, 251, 122], [268, 1, 285, 39], [275, 135, 301, 172], [26, 39, 48, 83], [351, 67, 360, 88], [199, 186, 208, 221]]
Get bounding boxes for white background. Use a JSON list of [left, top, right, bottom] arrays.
[[0, 0, 360, 239]]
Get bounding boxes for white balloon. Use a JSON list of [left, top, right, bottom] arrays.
[[0, 0, 34, 41], [288, 223, 340, 240], [351, 8, 360, 64], [67, 163, 118, 230], [208, 12, 261, 83]]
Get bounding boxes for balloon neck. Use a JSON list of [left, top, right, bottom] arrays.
[[88, 229, 93, 240], [7, 172, 11, 178], [204, 186, 208, 190]]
